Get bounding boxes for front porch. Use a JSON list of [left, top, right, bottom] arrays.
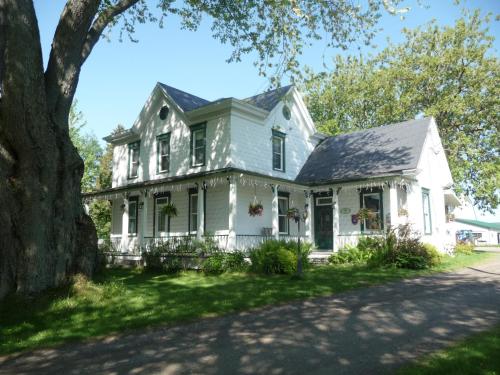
[[86, 171, 413, 254]]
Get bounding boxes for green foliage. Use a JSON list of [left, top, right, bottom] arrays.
[[249, 240, 311, 275], [328, 245, 373, 265], [303, 11, 500, 212], [68, 101, 103, 193], [222, 251, 248, 273], [1, 252, 491, 355], [454, 242, 475, 255], [201, 254, 225, 275], [362, 225, 443, 269], [398, 325, 500, 375]]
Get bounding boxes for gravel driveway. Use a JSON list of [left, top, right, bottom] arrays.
[[2, 255, 500, 375]]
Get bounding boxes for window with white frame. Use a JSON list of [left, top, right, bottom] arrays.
[[155, 195, 170, 235], [422, 188, 432, 234], [189, 189, 198, 233], [128, 141, 140, 178], [157, 133, 170, 173], [272, 130, 285, 171], [128, 197, 138, 234], [360, 189, 383, 231], [190, 123, 206, 167], [278, 194, 289, 234]]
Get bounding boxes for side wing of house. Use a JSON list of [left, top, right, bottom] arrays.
[[408, 118, 454, 247]]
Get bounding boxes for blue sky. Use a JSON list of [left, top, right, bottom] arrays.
[[35, 0, 499, 218]]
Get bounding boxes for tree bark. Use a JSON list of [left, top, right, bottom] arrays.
[[0, 0, 97, 298]]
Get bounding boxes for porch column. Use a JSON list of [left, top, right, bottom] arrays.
[[305, 192, 313, 243], [121, 196, 129, 252], [271, 185, 279, 239], [228, 177, 237, 249], [388, 185, 398, 229], [140, 192, 148, 249], [197, 182, 205, 240], [332, 189, 340, 251]]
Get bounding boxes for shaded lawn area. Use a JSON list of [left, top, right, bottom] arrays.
[[397, 324, 500, 375], [0, 252, 492, 356]]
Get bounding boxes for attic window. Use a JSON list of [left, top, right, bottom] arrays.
[[159, 106, 169, 120], [282, 105, 291, 120]]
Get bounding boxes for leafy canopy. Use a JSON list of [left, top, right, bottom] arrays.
[[302, 10, 499, 212]]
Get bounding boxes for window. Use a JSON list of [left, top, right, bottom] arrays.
[[278, 193, 289, 234], [188, 188, 198, 233], [272, 129, 285, 171], [316, 197, 333, 206], [159, 106, 169, 120], [422, 188, 432, 234], [360, 189, 383, 231], [155, 193, 171, 235], [157, 133, 170, 173], [128, 141, 140, 178], [190, 123, 206, 167], [128, 197, 139, 235]]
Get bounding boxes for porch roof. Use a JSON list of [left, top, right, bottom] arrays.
[[295, 117, 432, 185]]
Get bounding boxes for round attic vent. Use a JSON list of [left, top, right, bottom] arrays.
[[159, 106, 169, 120], [282, 105, 291, 120]]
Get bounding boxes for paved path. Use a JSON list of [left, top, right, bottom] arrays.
[[2, 256, 500, 375]]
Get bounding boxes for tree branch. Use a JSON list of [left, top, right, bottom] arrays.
[[81, 0, 140, 64], [44, 0, 101, 127]]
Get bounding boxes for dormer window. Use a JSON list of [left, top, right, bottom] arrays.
[[190, 123, 206, 167], [272, 129, 285, 172], [128, 141, 140, 179]]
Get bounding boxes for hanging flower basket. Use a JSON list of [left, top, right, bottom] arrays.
[[161, 202, 178, 217], [248, 202, 264, 217], [356, 208, 377, 221]]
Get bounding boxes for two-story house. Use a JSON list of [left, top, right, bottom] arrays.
[[85, 83, 457, 253]]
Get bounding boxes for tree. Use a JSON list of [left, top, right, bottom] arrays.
[[0, 0, 410, 298], [302, 11, 499, 212], [88, 125, 124, 241], [69, 102, 102, 193]]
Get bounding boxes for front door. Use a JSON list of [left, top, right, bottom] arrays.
[[314, 194, 333, 249]]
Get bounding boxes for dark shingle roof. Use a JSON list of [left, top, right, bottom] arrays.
[[295, 117, 432, 185], [455, 219, 500, 231], [243, 85, 293, 111], [158, 83, 210, 112]]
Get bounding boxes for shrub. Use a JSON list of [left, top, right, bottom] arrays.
[[454, 242, 474, 255], [367, 224, 442, 270], [222, 251, 248, 272], [201, 253, 225, 275], [249, 239, 310, 275], [328, 245, 372, 265], [163, 257, 184, 274]]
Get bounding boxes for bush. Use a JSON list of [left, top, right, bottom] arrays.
[[201, 253, 225, 275], [249, 239, 311, 275], [222, 251, 248, 272], [454, 242, 474, 255], [328, 245, 373, 265], [367, 224, 442, 270]]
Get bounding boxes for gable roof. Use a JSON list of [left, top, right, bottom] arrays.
[[243, 85, 293, 111], [455, 218, 500, 231], [295, 117, 432, 185], [158, 83, 210, 112]]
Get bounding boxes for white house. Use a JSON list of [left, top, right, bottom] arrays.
[[85, 83, 456, 253]]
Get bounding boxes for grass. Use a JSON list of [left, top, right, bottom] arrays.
[[0, 252, 493, 356], [397, 325, 500, 375]]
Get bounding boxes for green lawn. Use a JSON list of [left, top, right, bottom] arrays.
[[397, 325, 500, 375], [0, 252, 492, 356]]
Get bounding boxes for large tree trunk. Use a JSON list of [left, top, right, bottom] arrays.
[[0, 0, 97, 298]]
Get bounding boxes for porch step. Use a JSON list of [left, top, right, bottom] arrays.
[[309, 251, 332, 265]]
